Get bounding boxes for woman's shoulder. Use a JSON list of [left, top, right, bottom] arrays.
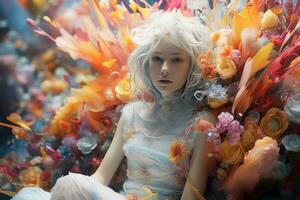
[[121, 101, 154, 120]]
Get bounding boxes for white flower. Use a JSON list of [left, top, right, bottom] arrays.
[[284, 93, 300, 124], [76, 135, 98, 154], [282, 134, 300, 152]]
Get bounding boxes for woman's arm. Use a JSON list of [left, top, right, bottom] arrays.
[[181, 134, 209, 200], [91, 114, 126, 186], [181, 111, 216, 200]]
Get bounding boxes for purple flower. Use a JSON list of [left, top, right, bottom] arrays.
[[216, 112, 234, 132], [227, 120, 244, 145]]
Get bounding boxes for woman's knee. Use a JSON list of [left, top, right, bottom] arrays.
[[50, 173, 92, 200]]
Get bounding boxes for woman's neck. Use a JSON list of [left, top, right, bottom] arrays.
[[159, 91, 183, 106]]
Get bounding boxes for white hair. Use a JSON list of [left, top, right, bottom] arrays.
[[128, 10, 211, 105]]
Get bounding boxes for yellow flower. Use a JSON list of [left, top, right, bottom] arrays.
[[19, 167, 42, 187], [115, 75, 131, 103], [260, 108, 289, 139], [220, 140, 244, 165], [207, 97, 228, 109], [261, 9, 280, 30], [216, 58, 237, 80], [169, 141, 186, 163]]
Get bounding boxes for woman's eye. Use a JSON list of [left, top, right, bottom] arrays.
[[152, 56, 163, 62], [172, 57, 183, 63]]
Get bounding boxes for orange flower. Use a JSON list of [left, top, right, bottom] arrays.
[[197, 51, 217, 80], [260, 108, 289, 139], [241, 117, 263, 151], [220, 140, 244, 165], [169, 141, 186, 163], [201, 65, 217, 80]]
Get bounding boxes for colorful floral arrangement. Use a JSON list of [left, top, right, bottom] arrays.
[[0, 0, 299, 199]]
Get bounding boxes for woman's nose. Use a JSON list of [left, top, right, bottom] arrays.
[[161, 61, 169, 77]]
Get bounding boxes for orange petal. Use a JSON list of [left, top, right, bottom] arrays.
[[6, 113, 34, 131]]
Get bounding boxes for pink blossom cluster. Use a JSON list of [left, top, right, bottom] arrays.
[[216, 112, 244, 145]]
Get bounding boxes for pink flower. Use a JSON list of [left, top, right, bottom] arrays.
[[216, 112, 234, 132], [227, 120, 244, 145]]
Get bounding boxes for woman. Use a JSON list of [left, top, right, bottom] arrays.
[[13, 10, 214, 200]]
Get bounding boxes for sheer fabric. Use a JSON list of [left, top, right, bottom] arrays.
[[12, 100, 197, 200]]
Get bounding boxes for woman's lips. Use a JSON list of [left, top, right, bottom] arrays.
[[158, 80, 172, 85]]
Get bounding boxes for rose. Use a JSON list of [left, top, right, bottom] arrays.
[[284, 93, 300, 124], [241, 117, 264, 151], [260, 107, 289, 139], [220, 140, 244, 165], [216, 58, 237, 80]]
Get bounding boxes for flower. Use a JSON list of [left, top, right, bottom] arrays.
[[197, 50, 217, 80], [216, 112, 234, 133], [19, 167, 42, 186], [76, 135, 98, 154], [245, 137, 279, 176], [227, 120, 244, 145], [240, 117, 263, 151], [169, 141, 186, 163], [206, 84, 229, 108], [220, 140, 244, 165], [223, 137, 279, 194], [115, 75, 131, 103], [201, 65, 217, 80], [216, 58, 237, 80], [207, 98, 229, 109], [260, 107, 289, 139], [281, 134, 300, 152], [284, 93, 300, 124], [261, 9, 280, 30], [230, 49, 242, 68]]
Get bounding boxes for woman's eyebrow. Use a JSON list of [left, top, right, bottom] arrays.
[[170, 52, 183, 56], [152, 51, 183, 55]]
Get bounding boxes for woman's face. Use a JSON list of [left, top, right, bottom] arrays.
[[148, 38, 191, 96]]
